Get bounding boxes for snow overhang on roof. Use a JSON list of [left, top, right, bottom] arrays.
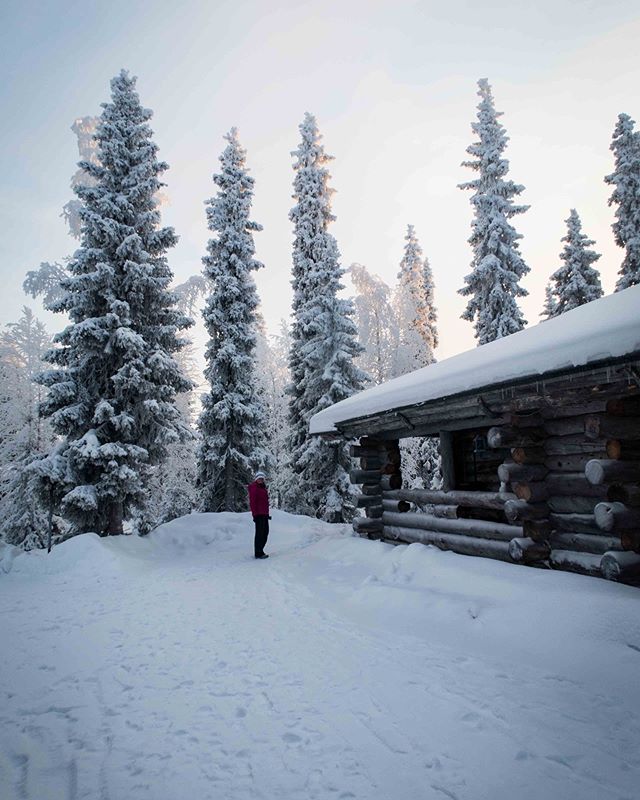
[[309, 285, 640, 436]]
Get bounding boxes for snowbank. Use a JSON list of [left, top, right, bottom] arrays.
[[1, 511, 639, 800], [310, 285, 640, 433]]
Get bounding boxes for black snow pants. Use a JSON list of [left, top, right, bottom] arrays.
[[254, 515, 269, 557]]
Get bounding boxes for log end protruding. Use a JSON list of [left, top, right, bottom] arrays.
[[600, 550, 640, 582], [509, 537, 550, 564]]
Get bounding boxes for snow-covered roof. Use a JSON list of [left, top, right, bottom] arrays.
[[310, 285, 640, 435]]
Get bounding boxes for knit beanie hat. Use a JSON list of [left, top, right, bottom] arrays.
[[255, 471, 266, 480]]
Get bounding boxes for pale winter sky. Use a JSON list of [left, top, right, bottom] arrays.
[[1, 0, 639, 361]]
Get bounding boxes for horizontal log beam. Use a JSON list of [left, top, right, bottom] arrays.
[[548, 495, 601, 514], [384, 488, 514, 510], [606, 396, 640, 417], [487, 426, 543, 449], [380, 474, 402, 491], [549, 531, 621, 555], [600, 550, 640, 581], [544, 435, 608, 456], [515, 474, 606, 503], [508, 537, 550, 563], [382, 499, 411, 513], [584, 415, 640, 441], [549, 550, 602, 576], [607, 483, 640, 507], [356, 494, 382, 508], [382, 525, 513, 562], [382, 511, 521, 541], [504, 499, 549, 523], [545, 454, 600, 473], [594, 502, 640, 532], [365, 504, 384, 519], [350, 445, 381, 458], [349, 468, 381, 485], [606, 440, 640, 460], [585, 459, 640, 486], [362, 483, 383, 496], [523, 519, 552, 542], [359, 457, 383, 471], [548, 512, 599, 534], [620, 530, 640, 552], [511, 446, 546, 465], [352, 516, 383, 535], [498, 462, 548, 484], [417, 504, 458, 519]]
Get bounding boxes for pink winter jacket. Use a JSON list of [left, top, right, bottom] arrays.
[[248, 481, 269, 516]]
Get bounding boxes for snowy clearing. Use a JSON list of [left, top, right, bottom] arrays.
[[1, 511, 639, 800]]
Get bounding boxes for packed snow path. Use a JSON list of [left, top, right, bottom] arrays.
[[1, 512, 639, 800]]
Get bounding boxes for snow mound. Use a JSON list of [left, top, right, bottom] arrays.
[[0, 510, 340, 576], [3, 533, 121, 578]]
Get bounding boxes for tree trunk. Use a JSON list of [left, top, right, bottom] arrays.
[[108, 500, 124, 536]]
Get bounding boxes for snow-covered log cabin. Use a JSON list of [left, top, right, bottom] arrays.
[[310, 286, 640, 583]]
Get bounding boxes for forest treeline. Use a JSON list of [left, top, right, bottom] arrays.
[[1, 72, 638, 550]]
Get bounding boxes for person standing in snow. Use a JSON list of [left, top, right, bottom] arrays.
[[248, 471, 270, 559]]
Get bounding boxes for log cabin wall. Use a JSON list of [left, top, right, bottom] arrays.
[[349, 388, 640, 584]]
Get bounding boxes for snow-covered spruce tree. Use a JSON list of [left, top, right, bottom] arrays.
[[197, 129, 269, 512], [459, 79, 530, 344], [254, 318, 291, 509], [386, 228, 442, 490], [605, 113, 640, 290], [37, 70, 193, 536], [0, 308, 57, 548], [286, 113, 367, 522], [133, 277, 204, 533], [350, 263, 396, 385], [392, 225, 438, 377], [540, 282, 558, 320], [544, 209, 603, 318]]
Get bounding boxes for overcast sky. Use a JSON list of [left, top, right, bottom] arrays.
[[1, 0, 639, 360]]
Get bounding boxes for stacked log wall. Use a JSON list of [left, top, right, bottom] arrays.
[[490, 400, 640, 581], [349, 392, 640, 583]]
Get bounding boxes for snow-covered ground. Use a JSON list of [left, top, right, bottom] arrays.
[[1, 511, 639, 800]]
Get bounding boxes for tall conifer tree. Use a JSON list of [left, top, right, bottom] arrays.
[[459, 79, 529, 344], [197, 129, 268, 512], [605, 113, 640, 290], [286, 113, 366, 521], [392, 225, 438, 376], [37, 70, 193, 535], [544, 209, 602, 318]]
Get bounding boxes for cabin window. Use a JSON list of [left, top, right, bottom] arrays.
[[451, 430, 508, 491]]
